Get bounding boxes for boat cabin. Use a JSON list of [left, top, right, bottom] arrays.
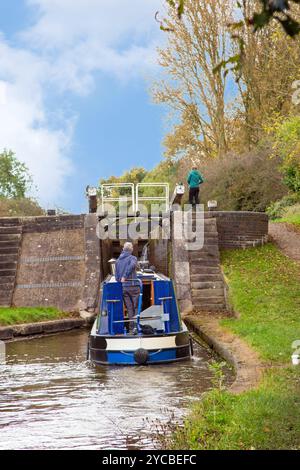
[[97, 271, 181, 336]]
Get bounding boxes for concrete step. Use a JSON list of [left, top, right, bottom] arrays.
[[0, 261, 17, 270], [191, 266, 221, 275], [0, 246, 19, 255], [0, 225, 22, 234], [0, 234, 21, 242], [193, 297, 226, 306], [192, 288, 225, 299], [0, 269, 16, 277], [193, 303, 227, 311], [0, 275, 15, 285], [189, 259, 220, 267], [191, 274, 224, 283], [189, 248, 220, 257], [0, 283, 15, 292], [0, 240, 20, 248], [191, 281, 224, 290], [0, 254, 18, 263], [0, 291, 12, 301]]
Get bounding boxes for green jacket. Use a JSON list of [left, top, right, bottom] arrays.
[[187, 170, 204, 188]]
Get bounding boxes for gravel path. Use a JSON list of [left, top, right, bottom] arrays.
[[269, 222, 300, 263]]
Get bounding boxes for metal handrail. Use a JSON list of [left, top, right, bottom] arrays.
[[136, 183, 170, 212], [100, 183, 135, 213]]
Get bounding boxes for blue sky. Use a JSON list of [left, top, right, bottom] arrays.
[[0, 0, 165, 213]]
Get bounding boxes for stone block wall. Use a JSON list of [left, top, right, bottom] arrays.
[[0, 211, 269, 313], [149, 239, 169, 277], [0, 215, 102, 312]]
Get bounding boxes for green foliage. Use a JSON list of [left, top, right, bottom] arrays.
[[208, 361, 227, 391], [221, 244, 300, 362], [0, 307, 68, 326], [167, 243, 300, 450], [197, 149, 287, 212], [0, 197, 44, 217], [272, 116, 300, 193], [170, 369, 300, 450], [277, 203, 300, 225], [283, 165, 300, 193], [0, 149, 33, 198], [100, 167, 147, 188], [266, 193, 300, 219]]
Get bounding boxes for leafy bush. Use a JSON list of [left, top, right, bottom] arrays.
[[0, 197, 44, 217], [266, 194, 300, 220], [283, 165, 300, 193], [176, 148, 287, 212], [271, 116, 300, 193], [0, 149, 33, 198]]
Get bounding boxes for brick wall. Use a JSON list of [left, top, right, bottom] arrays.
[[209, 211, 268, 249]]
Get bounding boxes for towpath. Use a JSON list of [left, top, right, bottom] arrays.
[[269, 222, 300, 263]]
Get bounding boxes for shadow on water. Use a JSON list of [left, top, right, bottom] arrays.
[[0, 329, 234, 450]]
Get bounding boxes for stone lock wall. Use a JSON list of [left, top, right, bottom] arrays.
[[0, 214, 101, 312], [0, 211, 268, 313], [171, 211, 269, 313]]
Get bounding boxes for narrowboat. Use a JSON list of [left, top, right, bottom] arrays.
[[87, 267, 192, 366]]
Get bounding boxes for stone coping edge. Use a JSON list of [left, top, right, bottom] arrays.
[[0, 316, 96, 341]]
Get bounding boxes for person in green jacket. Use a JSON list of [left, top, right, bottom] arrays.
[[187, 166, 204, 206]]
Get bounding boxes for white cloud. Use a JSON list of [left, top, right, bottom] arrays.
[[0, 0, 164, 206], [0, 81, 7, 105], [0, 39, 73, 205]]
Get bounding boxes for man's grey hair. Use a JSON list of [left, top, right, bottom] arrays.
[[123, 241, 133, 253]]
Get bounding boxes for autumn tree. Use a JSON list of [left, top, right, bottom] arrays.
[[233, 0, 300, 148], [153, 0, 234, 161]]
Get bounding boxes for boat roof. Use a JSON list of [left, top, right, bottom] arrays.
[[106, 270, 169, 283]]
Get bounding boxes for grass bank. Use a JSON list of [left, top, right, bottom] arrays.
[[0, 307, 70, 326], [276, 203, 300, 228], [170, 244, 300, 450], [221, 244, 300, 362]]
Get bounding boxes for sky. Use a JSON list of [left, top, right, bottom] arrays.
[[0, 0, 166, 213]]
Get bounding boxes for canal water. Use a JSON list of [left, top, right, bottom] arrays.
[[0, 329, 233, 450]]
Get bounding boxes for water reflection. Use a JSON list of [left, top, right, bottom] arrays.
[[0, 329, 232, 450]]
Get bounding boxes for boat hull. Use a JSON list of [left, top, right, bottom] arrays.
[[88, 330, 191, 365]]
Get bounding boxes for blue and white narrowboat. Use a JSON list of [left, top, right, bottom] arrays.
[[88, 269, 192, 366]]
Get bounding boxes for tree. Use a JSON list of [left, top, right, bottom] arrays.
[[161, 1, 300, 75], [0, 150, 33, 198], [233, 2, 300, 147], [271, 115, 300, 192], [153, 0, 233, 161]]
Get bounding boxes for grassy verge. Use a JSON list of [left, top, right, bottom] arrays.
[[277, 214, 300, 227], [275, 203, 300, 228], [170, 369, 300, 450], [221, 244, 300, 363], [0, 307, 70, 326], [170, 243, 300, 450]]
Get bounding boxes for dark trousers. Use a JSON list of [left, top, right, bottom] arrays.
[[123, 285, 140, 330], [189, 187, 200, 206]]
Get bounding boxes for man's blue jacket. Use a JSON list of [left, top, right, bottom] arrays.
[[115, 250, 138, 286]]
